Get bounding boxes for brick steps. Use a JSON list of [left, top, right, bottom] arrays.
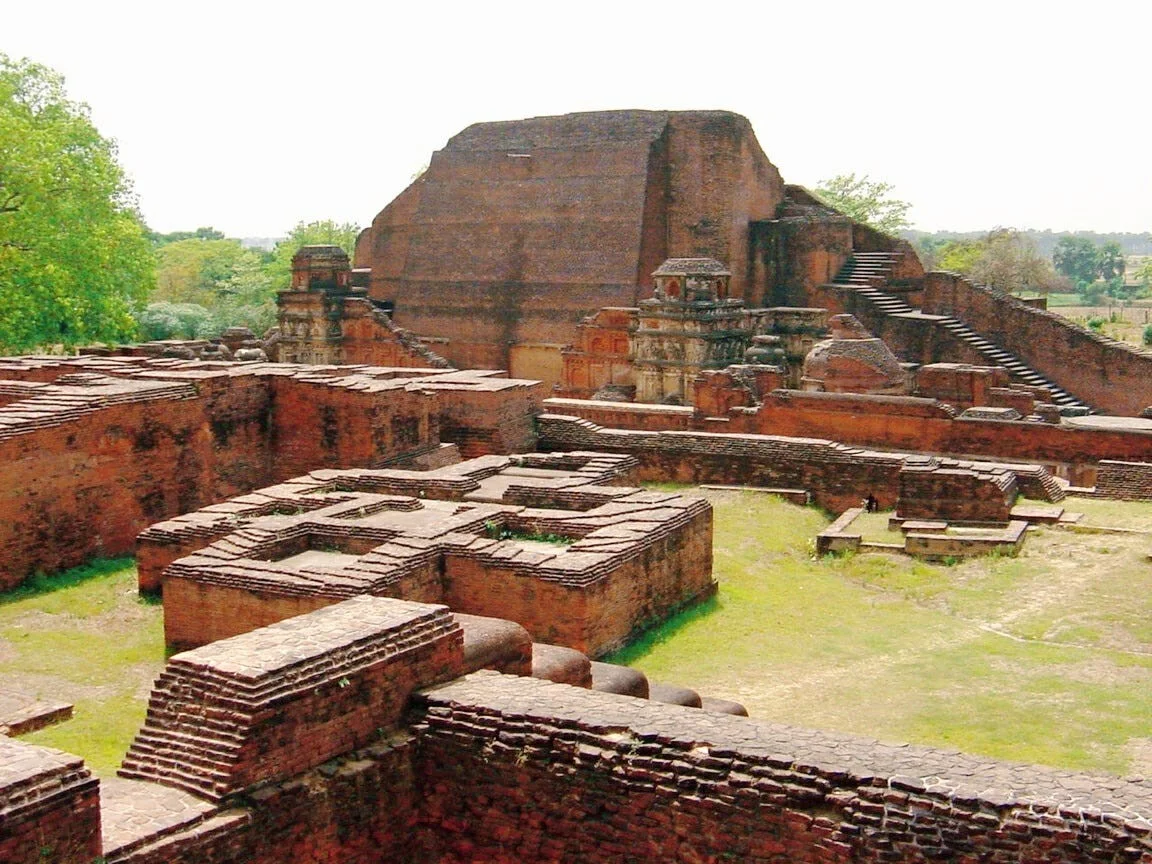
[[835, 258, 1091, 413]]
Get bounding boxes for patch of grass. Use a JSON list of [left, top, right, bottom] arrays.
[[0, 557, 136, 616], [22, 697, 151, 777], [0, 560, 164, 777], [614, 488, 1152, 774]]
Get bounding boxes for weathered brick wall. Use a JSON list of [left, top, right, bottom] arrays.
[[538, 414, 907, 512], [268, 374, 438, 477], [897, 465, 1018, 522], [0, 739, 101, 864], [0, 383, 217, 587], [1094, 460, 1152, 500], [120, 597, 464, 801], [355, 110, 784, 383], [735, 391, 1152, 472], [430, 375, 543, 457], [922, 271, 1152, 415], [410, 672, 1152, 864]]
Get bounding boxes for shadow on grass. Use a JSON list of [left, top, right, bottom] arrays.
[[0, 557, 136, 606], [603, 593, 721, 666]]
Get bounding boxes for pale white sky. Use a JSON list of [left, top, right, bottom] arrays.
[[6, 0, 1150, 237]]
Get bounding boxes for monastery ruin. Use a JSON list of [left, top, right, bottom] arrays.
[[3, 109, 1152, 862]]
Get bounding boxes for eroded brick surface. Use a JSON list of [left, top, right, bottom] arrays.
[[411, 672, 1152, 863]]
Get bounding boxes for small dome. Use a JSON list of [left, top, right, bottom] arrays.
[[802, 337, 905, 394]]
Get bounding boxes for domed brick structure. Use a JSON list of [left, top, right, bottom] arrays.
[[801, 313, 906, 395]]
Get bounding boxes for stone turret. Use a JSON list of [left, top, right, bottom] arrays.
[[633, 259, 751, 404]]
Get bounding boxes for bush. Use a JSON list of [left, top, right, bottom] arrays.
[[1086, 316, 1106, 332], [136, 302, 218, 341], [1143, 324, 1152, 347]]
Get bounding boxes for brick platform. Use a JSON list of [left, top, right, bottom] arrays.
[[0, 738, 101, 863], [145, 451, 714, 657], [119, 596, 463, 801]]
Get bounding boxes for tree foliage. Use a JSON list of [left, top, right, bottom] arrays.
[[1053, 237, 1132, 299], [144, 235, 277, 338], [139, 219, 360, 342], [935, 229, 1063, 294], [813, 173, 912, 236], [1052, 237, 1101, 288], [0, 54, 153, 351]]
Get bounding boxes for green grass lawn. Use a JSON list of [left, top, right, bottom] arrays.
[[607, 490, 1152, 776], [0, 560, 165, 776]]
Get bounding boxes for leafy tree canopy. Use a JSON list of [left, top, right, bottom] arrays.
[[0, 54, 153, 351], [1052, 236, 1101, 288], [813, 173, 912, 236], [148, 226, 225, 246], [934, 228, 1064, 295]]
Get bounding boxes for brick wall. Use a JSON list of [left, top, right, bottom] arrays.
[[538, 413, 907, 512], [922, 271, 1152, 415], [543, 390, 1152, 478], [0, 739, 101, 864], [410, 672, 1152, 863]]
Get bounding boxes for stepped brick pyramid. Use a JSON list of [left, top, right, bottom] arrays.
[[355, 110, 784, 380], [119, 596, 464, 801], [142, 451, 714, 656]]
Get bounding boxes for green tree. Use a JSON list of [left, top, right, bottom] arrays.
[[813, 173, 912, 235], [153, 238, 251, 305], [0, 54, 153, 351], [1097, 242, 1126, 283], [143, 235, 277, 338], [148, 226, 225, 246], [936, 229, 1062, 294], [266, 219, 360, 291], [1052, 236, 1100, 289]]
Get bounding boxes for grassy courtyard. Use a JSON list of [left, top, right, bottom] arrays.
[[609, 490, 1152, 776], [0, 560, 165, 776], [2, 491, 1151, 779]]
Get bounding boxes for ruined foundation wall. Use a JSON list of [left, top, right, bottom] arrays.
[[411, 673, 1152, 864], [537, 414, 906, 512], [0, 388, 229, 587], [542, 392, 1152, 480]]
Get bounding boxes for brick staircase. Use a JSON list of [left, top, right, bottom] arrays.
[[830, 254, 1091, 413]]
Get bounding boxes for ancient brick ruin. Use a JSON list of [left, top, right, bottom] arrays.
[[0, 355, 539, 589], [355, 110, 785, 380], [6, 595, 1152, 863], [5, 106, 1152, 862], [139, 451, 714, 657]]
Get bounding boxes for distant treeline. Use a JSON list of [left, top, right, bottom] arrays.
[[903, 229, 1152, 258]]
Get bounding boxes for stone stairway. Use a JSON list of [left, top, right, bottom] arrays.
[[831, 251, 905, 288], [830, 255, 1091, 413]]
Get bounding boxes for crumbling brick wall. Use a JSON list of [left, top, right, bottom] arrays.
[[409, 672, 1152, 863]]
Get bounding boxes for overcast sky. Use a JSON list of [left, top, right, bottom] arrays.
[[6, 0, 1150, 238]]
